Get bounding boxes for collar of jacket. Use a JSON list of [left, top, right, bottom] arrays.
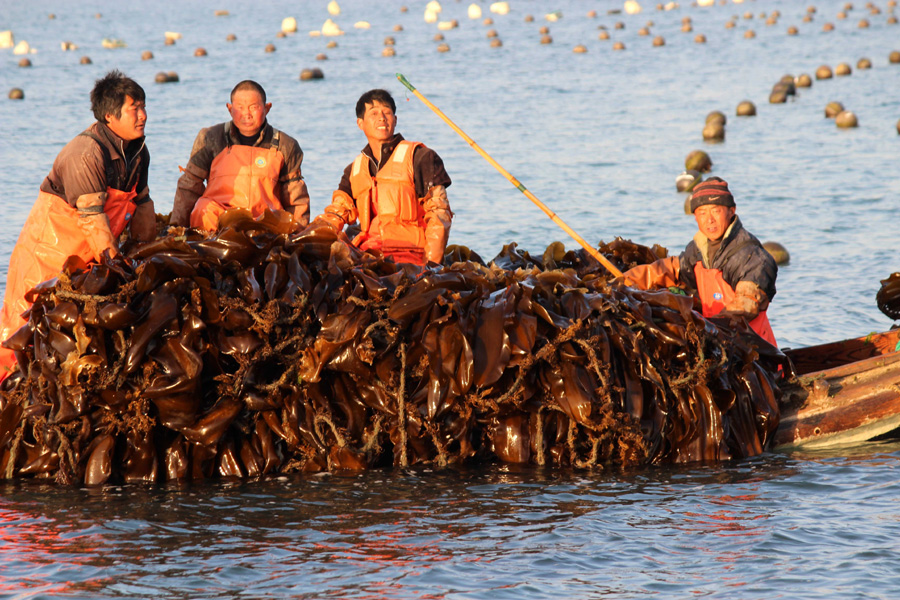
[[693, 215, 742, 267], [362, 133, 405, 171], [93, 121, 146, 163], [225, 120, 271, 147]]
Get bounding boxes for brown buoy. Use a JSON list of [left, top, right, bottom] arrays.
[[652, 35, 665, 46], [141, 50, 154, 60], [486, 29, 498, 38], [265, 44, 276, 53], [18, 58, 32, 67], [682, 23, 693, 32], [393, 24, 404, 32], [825, 101, 845, 118], [8, 88, 24, 100], [540, 35, 552, 44], [858, 18, 870, 27], [326, 40, 338, 48], [857, 57, 872, 69], [573, 44, 587, 53], [316, 53, 327, 60], [539, 25, 550, 34], [816, 65, 833, 79], [744, 29, 756, 38], [437, 43, 451, 52], [382, 47, 396, 57], [598, 30, 610, 40], [706, 110, 727, 126], [796, 73, 813, 87], [300, 68, 324, 80], [694, 33, 707, 43], [736, 100, 757, 116], [835, 62, 852, 75], [433, 33, 444, 41], [385, 36, 396, 46], [612, 41, 626, 50], [194, 47, 207, 57], [226, 34, 237, 42], [835, 110, 858, 128], [638, 27, 650, 36], [80, 56, 92, 64], [763, 242, 790, 265], [685, 149, 712, 172], [889, 50, 900, 64], [490, 38, 503, 48], [787, 25, 799, 34], [823, 22, 835, 31]]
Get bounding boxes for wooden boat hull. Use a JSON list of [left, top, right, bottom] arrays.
[[773, 329, 900, 450]]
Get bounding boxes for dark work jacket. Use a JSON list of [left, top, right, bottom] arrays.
[[679, 216, 777, 302]]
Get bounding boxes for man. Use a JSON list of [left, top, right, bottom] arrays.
[[171, 80, 310, 231], [622, 177, 777, 346], [314, 88, 452, 266], [0, 70, 157, 379]]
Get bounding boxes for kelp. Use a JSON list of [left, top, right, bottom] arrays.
[[0, 210, 787, 485]]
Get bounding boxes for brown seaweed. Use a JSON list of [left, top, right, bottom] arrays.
[[0, 209, 787, 485]]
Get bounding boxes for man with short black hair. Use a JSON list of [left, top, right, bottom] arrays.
[[0, 70, 157, 381], [171, 80, 310, 231], [623, 177, 777, 345], [314, 88, 452, 265]]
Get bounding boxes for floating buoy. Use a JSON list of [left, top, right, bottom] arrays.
[[694, 33, 706, 43], [763, 242, 790, 265], [490, 38, 503, 48], [8, 88, 24, 100], [624, 1, 642, 15], [18, 58, 31, 67], [744, 29, 756, 38], [194, 47, 207, 57], [613, 41, 626, 50], [486, 29, 498, 38], [315, 53, 327, 61], [816, 65, 833, 79], [468, 3, 482, 19], [599, 30, 610, 40], [857, 57, 871, 69], [214, 10, 229, 17], [573, 44, 587, 53], [682, 23, 693, 32], [61, 41, 77, 51], [835, 110, 858, 128], [540, 35, 552, 44], [433, 33, 444, 41], [155, 72, 178, 83], [437, 20, 459, 31], [490, 2, 510, 15], [638, 27, 650, 36], [141, 50, 153, 60], [795, 73, 813, 87], [321, 19, 344, 36], [702, 121, 725, 141], [825, 101, 845, 118], [326, 40, 338, 48], [483, 17, 494, 26], [300, 68, 324, 80], [685, 149, 712, 172], [328, 0, 341, 16], [282, 17, 298, 33], [706, 110, 726, 126], [80, 56, 92, 64], [787, 25, 798, 34], [437, 42, 450, 52], [226, 34, 237, 41], [835, 62, 852, 75], [354, 22, 371, 29], [676, 170, 702, 193], [652, 35, 665, 46], [736, 100, 756, 116], [823, 22, 835, 31], [265, 44, 276, 53], [889, 50, 900, 64], [382, 47, 395, 57]]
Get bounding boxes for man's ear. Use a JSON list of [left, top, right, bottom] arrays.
[[357, 117, 365, 131]]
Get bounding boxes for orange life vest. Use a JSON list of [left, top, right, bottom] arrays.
[[0, 185, 138, 380], [694, 262, 777, 347], [349, 141, 427, 265], [190, 130, 285, 231]]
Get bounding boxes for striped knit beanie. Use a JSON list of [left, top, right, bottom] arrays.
[[689, 177, 735, 213]]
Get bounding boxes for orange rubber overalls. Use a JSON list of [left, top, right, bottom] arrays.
[[0, 184, 138, 380], [695, 263, 777, 347], [190, 132, 285, 231], [348, 140, 428, 265]]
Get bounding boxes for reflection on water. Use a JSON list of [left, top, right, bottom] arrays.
[[2, 0, 900, 597]]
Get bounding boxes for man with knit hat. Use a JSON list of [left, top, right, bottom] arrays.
[[622, 176, 777, 346]]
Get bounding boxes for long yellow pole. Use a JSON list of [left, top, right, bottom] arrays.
[[396, 73, 623, 278]]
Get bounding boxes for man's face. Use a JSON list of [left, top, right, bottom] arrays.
[[357, 101, 397, 144], [106, 95, 146, 141], [693, 204, 735, 241], [228, 89, 271, 137]]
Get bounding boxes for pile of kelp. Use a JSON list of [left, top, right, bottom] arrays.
[[0, 210, 787, 485]]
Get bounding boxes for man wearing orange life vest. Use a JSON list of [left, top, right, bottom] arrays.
[[0, 70, 157, 381], [315, 88, 452, 266], [171, 80, 310, 231], [623, 177, 778, 346]]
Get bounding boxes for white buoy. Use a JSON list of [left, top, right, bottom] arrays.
[[424, 9, 438, 23], [624, 1, 642, 15], [321, 19, 344, 36], [164, 31, 182, 41], [0, 31, 14, 49], [698, 0, 714, 6], [13, 40, 32, 55], [468, 4, 482, 19], [354, 21, 371, 29], [437, 20, 459, 30], [282, 17, 298, 33], [490, 2, 510, 15], [545, 11, 562, 22], [426, 0, 442, 13], [327, 1, 341, 16]]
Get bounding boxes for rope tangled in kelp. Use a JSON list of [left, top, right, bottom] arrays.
[[0, 209, 787, 485]]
